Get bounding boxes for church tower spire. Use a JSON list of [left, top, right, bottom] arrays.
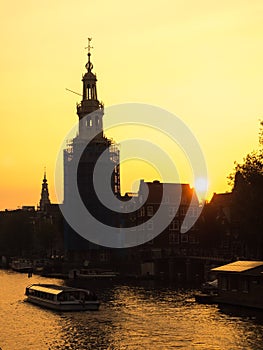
[[39, 169, 51, 211], [64, 40, 120, 212], [77, 38, 104, 140]]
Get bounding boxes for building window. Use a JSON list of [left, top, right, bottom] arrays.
[[138, 207, 145, 217], [146, 229, 153, 240], [100, 250, 109, 262], [180, 206, 187, 216], [181, 222, 188, 232], [189, 206, 199, 217], [181, 233, 188, 243], [169, 220, 179, 231], [147, 220, 153, 230], [190, 224, 196, 231], [86, 118, 93, 127], [164, 196, 169, 203], [169, 233, 179, 244], [147, 206, 153, 217], [168, 206, 177, 217], [152, 249, 162, 258], [139, 223, 145, 231], [189, 234, 196, 244]]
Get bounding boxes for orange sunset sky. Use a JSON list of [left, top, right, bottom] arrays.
[[1, 1, 263, 210]]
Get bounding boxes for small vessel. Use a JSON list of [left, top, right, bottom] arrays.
[[25, 284, 100, 311], [194, 292, 217, 304], [10, 258, 33, 273], [201, 279, 218, 293], [194, 279, 218, 304], [69, 268, 118, 280]]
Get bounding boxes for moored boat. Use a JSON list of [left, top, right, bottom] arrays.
[[195, 279, 219, 304], [25, 284, 100, 311], [69, 268, 118, 280], [194, 292, 218, 304], [196, 261, 263, 309], [10, 258, 33, 273], [211, 260, 263, 309]]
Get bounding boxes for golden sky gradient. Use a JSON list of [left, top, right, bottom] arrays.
[[1, 1, 263, 210]]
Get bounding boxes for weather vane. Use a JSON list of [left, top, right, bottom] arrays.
[[85, 37, 93, 54]]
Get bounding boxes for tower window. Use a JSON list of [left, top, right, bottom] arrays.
[[169, 220, 179, 231], [86, 119, 93, 127], [169, 233, 179, 244], [147, 206, 153, 216]]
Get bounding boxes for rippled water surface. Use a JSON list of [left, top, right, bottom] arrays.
[[1, 270, 263, 349]]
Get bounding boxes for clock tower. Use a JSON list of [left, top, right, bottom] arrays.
[[63, 39, 120, 240]]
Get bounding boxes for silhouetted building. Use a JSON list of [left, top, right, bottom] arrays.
[[209, 192, 242, 258], [63, 40, 120, 259], [116, 180, 201, 278], [0, 208, 35, 257], [137, 180, 200, 247], [39, 170, 51, 212], [34, 172, 64, 258]]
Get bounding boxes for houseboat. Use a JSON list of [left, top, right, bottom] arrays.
[[25, 284, 100, 311], [211, 260, 263, 309]]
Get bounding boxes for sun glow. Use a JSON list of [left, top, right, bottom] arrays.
[[1, 1, 263, 210], [194, 177, 209, 201]]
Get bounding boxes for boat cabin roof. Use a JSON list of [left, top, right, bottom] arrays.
[[27, 284, 88, 295], [212, 260, 263, 273]]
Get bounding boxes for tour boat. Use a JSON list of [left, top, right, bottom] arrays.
[[25, 284, 100, 311]]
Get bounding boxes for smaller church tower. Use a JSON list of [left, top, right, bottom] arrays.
[[39, 170, 51, 212]]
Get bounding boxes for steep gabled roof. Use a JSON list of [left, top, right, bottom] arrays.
[[138, 180, 199, 205], [210, 192, 233, 207]]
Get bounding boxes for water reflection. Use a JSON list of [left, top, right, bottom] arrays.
[[1, 270, 263, 349]]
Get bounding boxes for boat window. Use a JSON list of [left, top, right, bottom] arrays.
[[221, 276, 228, 290], [147, 206, 153, 217], [230, 276, 238, 291], [241, 278, 249, 293], [57, 293, 65, 301], [84, 291, 97, 301]]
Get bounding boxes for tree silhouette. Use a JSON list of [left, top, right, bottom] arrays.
[[229, 121, 263, 258]]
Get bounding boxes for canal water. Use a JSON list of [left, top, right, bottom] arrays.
[[1, 270, 263, 350]]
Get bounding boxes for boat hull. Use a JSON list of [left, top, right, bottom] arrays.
[[26, 296, 100, 311], [12, 267, 32, 273], [194, 293, 218, 304], [11, 259, 33, 273]]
